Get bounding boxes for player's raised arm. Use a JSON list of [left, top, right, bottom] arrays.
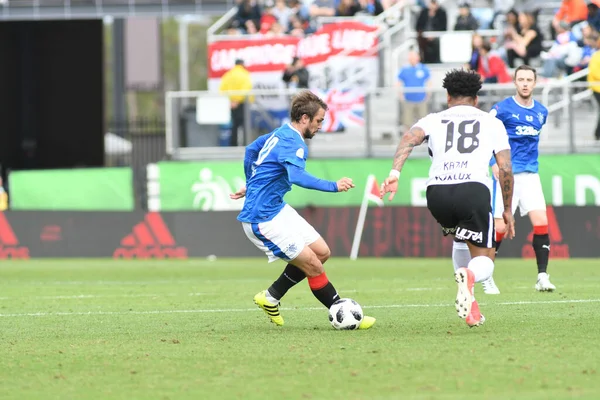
[[380, 126, 426, 201]]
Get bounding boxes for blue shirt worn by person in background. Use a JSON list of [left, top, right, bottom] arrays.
[[397, 63, 431, 103], [238, 123, 338, 224], [488, 96, 548, 173]]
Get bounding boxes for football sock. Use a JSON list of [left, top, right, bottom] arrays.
[[267, 264, 306, 303], [495, 231, 505, 254], [468, 256, 495, 283], [452, 240, 471, 272], [307, 272, 339, 309], [532, 225, 550, 274]]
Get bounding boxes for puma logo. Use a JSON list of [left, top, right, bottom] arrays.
[[542, 245, 550, 251]]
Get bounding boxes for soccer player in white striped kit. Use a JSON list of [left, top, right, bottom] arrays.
[[381, 69, 516, 327]]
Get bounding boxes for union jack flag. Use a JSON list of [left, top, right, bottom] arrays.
[[314, 89, 366, 133]]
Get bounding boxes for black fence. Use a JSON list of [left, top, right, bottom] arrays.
[[107, 118, 166, 210]]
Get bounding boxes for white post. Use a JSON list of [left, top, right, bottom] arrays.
[[178, 18, 189, 92], [350, 175, 375, 260]]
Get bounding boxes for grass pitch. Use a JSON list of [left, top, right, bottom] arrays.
[[0, 258, 599, 400]]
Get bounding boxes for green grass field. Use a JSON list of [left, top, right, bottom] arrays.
[[1, 258, 599, 400]]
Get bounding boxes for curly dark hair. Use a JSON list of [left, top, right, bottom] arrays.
[[442, 69, 482, 99], [290, 90, 328, 122]]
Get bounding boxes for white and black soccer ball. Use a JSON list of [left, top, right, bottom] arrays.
[[328, 298, 364, 330]]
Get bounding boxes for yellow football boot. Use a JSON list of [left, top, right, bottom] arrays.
[[253, 290, 284, 326]]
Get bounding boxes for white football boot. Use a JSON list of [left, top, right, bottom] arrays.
[[535, 273, 556, 292], [481, 276, 501, 295]]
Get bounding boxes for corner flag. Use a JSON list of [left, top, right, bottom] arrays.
[[350, 174, 384, 260]]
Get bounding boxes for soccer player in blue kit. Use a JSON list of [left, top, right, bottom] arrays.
[[452, 65, 557, 294], [229, 90, 376, 329]]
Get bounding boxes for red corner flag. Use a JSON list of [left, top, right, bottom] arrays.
[[365, 175, 384, 207], [351, 174, 384, 260]]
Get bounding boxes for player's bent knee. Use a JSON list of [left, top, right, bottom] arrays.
[[495, 218, 506, 233], [308, 238, 330, 263], [529, 210, 548, 226], [291, 246, 324, 278]]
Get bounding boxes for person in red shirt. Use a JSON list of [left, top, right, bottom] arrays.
[[477, 41, 512, 84]]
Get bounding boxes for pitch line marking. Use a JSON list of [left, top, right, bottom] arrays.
[[0, 299, 598, 318]]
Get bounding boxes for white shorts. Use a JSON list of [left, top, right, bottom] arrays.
[[242, 204, 320, 263], [492, 172, 546, 218]]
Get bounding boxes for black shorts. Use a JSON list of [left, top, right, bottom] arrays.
[[426, 182, 495, 249]]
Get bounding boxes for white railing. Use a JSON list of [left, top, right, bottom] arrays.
[[541, 68, 590, 113], [166, 83, 599, 160]]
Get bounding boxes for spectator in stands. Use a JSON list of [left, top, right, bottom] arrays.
[[396, 51, 431, 129], [573, 30, 599, 73], [283, 57, 310, 88], [587, 35, 600, 140], [220, 59, 254, 146], [336, 0, 362, 16], [308, 0, 336, 32], [504, 11, 544, 68], [357, 0, 384, 16], [497, 8, 520, 45], [467, 33, 483, 71], [587, 3, 600, 32], [234, 0, 262, 34], [310, 0, 336, 17], [540, 21, 582, 77], [288, 0, 312, 35], [490, 0, 515, 29], [477, 40, 512, 83], [273, 0, 293, 31], [454, 3, 479, 31], [416, 0, 447, 63], [551, 0, 588, 39], [259, 1, 278, 35]]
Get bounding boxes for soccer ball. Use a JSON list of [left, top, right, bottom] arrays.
[[328, 298, 364, 330]]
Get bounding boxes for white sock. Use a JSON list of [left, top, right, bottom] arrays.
[[265, 289, 280, 305], [452, 241, 471, 272], [468, 256, 495, 283]]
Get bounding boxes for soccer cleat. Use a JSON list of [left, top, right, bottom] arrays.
[[358, 316, 376, 330], [253, 290, 284, 326], [481, 276, 501, 295], [466, 299, 486, 327], [454, 267, 475, 320], [535, 273, 556, 292]]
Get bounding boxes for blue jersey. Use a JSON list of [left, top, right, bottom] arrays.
[[489, 96, 548, 173], [237, 124, 310, 223]]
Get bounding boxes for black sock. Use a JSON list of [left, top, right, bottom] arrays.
[[267, 264, 306, 300], [308, 273, 339, 308], [533, 234, 550, 274]]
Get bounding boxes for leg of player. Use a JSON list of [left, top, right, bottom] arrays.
[[529, 209, 556, 292], [479, 178, 504, 295], [455, 244, 495, 328], [307, 238, 376, 330], [494, 218, 506, 254], [263, 264, 306, 305], [258, 239, 329, 307], [454, 238, 500, 295], [452, 238, 471, 272]]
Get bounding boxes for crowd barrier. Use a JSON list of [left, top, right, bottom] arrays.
[[0, 206, 597, 259]]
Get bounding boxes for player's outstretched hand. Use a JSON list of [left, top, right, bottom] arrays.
[[491, 164, 500, 180], [336, 177, 355, 192], [502, 210, 516, 240], [380, 175, 399, 201], [230, 186, 247, 200]]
